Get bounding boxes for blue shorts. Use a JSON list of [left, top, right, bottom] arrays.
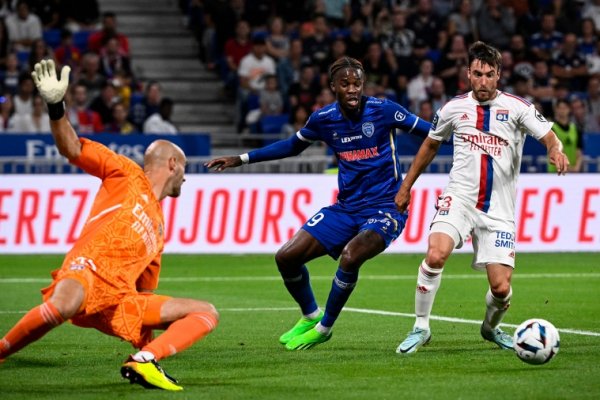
[[302, 203, 407, 259]]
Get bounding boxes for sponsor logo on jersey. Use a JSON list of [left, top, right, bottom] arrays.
[[458, 131, 508, 157], [496, 109, 509, 122], [69, 256, 97, 271], [341, 134, 363, 143], [460, 113, 469, 120], [362, 122, 375, 137], [394, 111, 406, 122], [494, 231, 515, 249], [535, 109, 547, 122], [337, 146, 379, 161], [431, 113, 439, 130]]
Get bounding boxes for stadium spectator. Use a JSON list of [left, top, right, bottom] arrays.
[[143, 97, 177, 134], [406, 0, 442, 50], [549, 99, 582, 173], [27, 38, 54, 73], [281, 104, 310, 137], [407, 58, 435, 110], [322, 37, 348, 85], [205, 56, 431, 351], [582, 76, 600, 133], [0, 92, 13, 130], [265, 16, 290, 61], [529, 11, 563, 62], [0, 53, 21, 95], [395, 41, 568, 355], [302, 14, 332, 73], [130, 80, 162, 131], [570, 96, 600, 135], [223, 19, 252, 97], [578, 18, 597, 57], [105, 100, 137, 134], [27, 0, 62, 30], [476, 0, 515, 50], [362, 41, 392, 96], [417, 98, 434, 122], [202, 0, 238, 67], [446, 0, 478, 44], [288, 64, 321, 111], [5, 1, 43, 52], [236, 35, 276, 131], [508, 34, 534, 79], [89, 80, 118, 125], [13, 72, 35, 116], [61, 0, 100, 32], [76, 52, 105, 102], [582, 0, 600, 31], [0, 17, 9, 69], [379, 9, 414, 73], [428, 77, 448, 112], [312, 86, 336, 111], [551, 33, 589, 92], [88, 11, 130, 55], [98, 36, 132, 80], [323, 0, 351, 28], [6, 93, 50, 133], [344, 17, 370, 62], [436, 34, 469, 97], [54, 29, 82, 71], [66, 82, 104, 133], [530, 59, 556, 117], [276, 38, 309, 103], [0, 60, 219, 391], [259, 74, 284, 117]]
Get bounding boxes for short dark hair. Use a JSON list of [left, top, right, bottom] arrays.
[[328, 56, 364, 82], [468, 41, 502, 72]]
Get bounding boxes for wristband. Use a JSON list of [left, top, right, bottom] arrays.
[[240, 153, 249, 164], [47, 101, 65, 121]]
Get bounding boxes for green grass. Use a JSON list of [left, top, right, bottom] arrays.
[[1, 253, 599, 400]]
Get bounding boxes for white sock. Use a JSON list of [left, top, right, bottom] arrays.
[[131, 350, 155, 362], [483, 287, 512, 331], [414, 260, 443, 330], [315, 322, 331, 335], [304, 308, 321, 320]]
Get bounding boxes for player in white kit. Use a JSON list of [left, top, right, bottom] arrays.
[[395, 41, 569, 354]]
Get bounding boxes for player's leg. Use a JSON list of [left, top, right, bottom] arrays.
[[396, 229, 455, 354], [286, 208, 404, 350], [121, 295, 218, 391], [276, 229, 329, 345], [0, 278, 85, 361], [480, 262, 514, 349]]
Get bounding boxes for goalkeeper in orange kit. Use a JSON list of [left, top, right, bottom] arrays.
[[0, 60, 219, 391]]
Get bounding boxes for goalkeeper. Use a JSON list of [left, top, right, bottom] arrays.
[[0, 60, 219, 391]]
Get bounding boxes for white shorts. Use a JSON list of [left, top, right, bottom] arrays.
[[430, 194, 516, 271]]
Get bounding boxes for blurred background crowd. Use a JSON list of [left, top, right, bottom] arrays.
[[1, 0, 599, 172]]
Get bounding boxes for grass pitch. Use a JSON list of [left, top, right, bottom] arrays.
[[1, 253, 599, 400]]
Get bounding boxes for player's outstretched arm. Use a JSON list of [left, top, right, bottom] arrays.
[[395, 137, 442, 213], [31, 60, 81, 160], [540, 130, 569, 176]]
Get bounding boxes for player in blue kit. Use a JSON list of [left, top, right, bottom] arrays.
[[206, 57, 431, 350]]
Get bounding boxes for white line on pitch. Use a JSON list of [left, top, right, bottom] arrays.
[[2, 272, 600, 284], [1, 306, 598, 337]]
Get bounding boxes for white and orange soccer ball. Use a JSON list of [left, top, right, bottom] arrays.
[[513, 318, 560, 365]]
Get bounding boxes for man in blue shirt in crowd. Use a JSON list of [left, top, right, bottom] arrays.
[[206, 57, 431, 350]]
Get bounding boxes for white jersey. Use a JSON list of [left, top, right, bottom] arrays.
[[429, 90, 553, 220]]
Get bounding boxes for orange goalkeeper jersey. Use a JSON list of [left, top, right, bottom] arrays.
[[46, 138, 165, 314]]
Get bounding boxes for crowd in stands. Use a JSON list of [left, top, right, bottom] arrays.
[[0, 0, 177, 135], [183, 0, 600, 171]]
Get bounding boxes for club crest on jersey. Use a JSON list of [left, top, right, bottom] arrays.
[[394, 111, 406, 122], [496, 109, 509, 122], [362, 122, 374, 137]]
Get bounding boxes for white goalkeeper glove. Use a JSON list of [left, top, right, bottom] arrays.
[[31, 59, 71, 104]]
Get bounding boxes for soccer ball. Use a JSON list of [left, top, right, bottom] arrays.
[[513, 318, 560, 365]]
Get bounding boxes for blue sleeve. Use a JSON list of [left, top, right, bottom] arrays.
[[247, 134, 311, 163], [386, 100, 432, 138]]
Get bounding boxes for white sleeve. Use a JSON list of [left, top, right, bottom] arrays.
[[428, 107, 453, 142], [520, 104, 554, 140]]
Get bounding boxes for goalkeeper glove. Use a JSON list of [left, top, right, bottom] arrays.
[[31, 59, 71, 120]]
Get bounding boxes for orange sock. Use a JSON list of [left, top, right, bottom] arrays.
[[142, 312, 218, 360], [0, 302, 65, 359]]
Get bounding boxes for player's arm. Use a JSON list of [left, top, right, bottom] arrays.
[[539, 130, 569, 175], [205, 134, 311, 171], [389, 102, 431, 137], [31, 60, 80, 159], [395, 136, 442, 213]]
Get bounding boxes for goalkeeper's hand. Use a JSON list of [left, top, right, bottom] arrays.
[[31, 59, 71, 104]]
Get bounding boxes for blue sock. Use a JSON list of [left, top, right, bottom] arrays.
[[321, 267, 359, 328], [278, 265, 318, 315]]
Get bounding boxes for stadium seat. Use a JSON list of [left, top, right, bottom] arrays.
[[43, 29, 62, 49]]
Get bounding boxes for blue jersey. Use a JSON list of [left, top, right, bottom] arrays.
[[298, 96, 430, 211]]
